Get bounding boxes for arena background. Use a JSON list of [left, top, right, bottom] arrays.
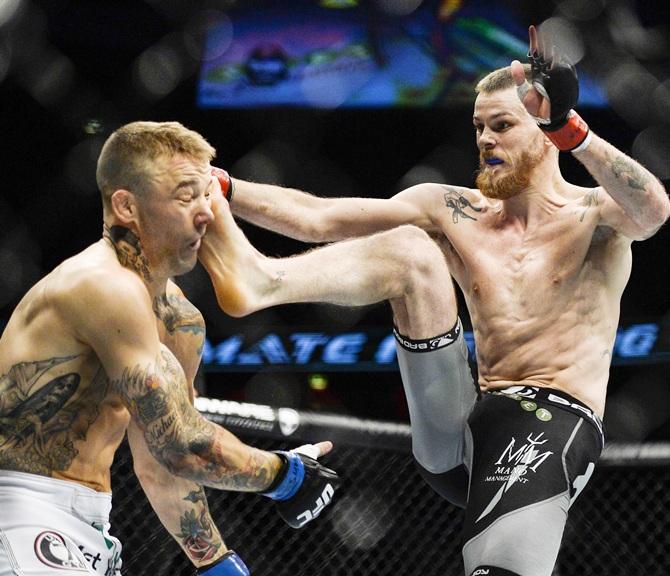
[[1, 1, 669, 574]]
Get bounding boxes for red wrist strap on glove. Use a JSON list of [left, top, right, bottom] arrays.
[[542, 110, 589, 152], [211, 167, 234, 202]]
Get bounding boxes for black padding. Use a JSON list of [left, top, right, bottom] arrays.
[[414, 461, 468, 509]]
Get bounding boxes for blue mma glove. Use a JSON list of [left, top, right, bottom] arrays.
[[263, 444, 340, 529], [198, 551, 250, 576]]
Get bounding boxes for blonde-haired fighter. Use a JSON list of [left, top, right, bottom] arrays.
[[0, 121, 339, 576]]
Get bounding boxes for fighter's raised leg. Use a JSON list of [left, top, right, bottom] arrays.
[[200, 191, 456, 336], [200, 192, 477, 507]]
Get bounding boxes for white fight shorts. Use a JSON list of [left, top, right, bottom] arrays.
[[0, 470, 122, 576]]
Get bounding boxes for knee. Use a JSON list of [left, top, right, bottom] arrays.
[[415, 460, 468, 509], [381, 225, 449, 283]]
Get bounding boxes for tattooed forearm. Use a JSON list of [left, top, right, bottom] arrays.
[[442, 186, 481, 223], [184, 488, 208, 505], [112, 351, 279, 491], [177, 507, 221, 563], [609, 155, 650, 192]]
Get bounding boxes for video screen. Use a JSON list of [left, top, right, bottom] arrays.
[[197, 0, 607, 108]]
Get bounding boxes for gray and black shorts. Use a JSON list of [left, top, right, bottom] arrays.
[[462, 386, 604, 576]]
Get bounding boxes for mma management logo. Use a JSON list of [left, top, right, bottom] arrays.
[[34, 531, 88, 571], [477, 431, 554, 523]]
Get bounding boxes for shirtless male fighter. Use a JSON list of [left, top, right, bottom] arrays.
[[198, 27, 669, 576], [0, 122, 339, 576]]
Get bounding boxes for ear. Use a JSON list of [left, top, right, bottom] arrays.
[[109, 189, 138, 225]]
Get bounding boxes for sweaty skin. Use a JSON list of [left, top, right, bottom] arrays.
[[201, 85, 668, 419]]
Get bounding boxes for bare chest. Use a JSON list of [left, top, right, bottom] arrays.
[[442, 217, 610, 317]]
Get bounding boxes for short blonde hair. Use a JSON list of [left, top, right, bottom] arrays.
[[475, 63, 532, 94], [96, 121, 216, 208]]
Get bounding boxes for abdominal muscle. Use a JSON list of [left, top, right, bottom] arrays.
[[470, 300, 617, 418]]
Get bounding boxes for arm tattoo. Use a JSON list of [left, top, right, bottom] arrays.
[[103, 224, 153, 282], [177, 506, 221, 562], [442, 186, 481, 223], [184, 488, 208, 505], [609, 155, 650, 192], [153, 294, 206, 338], [112, 351, 276, 490]]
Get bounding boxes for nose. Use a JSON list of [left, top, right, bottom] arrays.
[[195, 195, 215, 228], [477, 126, 497, 150]]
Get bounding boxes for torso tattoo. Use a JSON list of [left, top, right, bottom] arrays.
[[0, 356, 108, 475]]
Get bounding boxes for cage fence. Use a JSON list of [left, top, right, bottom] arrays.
[[110, 399, 670, 576]]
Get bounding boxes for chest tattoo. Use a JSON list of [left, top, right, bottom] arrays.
[[579, 189, 600, 222]]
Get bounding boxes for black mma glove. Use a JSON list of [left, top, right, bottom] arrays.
[[520, 28, 590, 152], [262, 444, 340, 529]]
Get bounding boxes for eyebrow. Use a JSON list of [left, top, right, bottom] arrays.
[[173, 179, 200, 193], [472, 111, 514, 123]]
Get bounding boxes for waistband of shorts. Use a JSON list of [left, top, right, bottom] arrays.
[[393, 317, 463, 352], [0, 470, 112, 523], [491, 385, 605, 445]]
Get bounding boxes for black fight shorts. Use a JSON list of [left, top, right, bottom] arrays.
[[461, 386, 604, 576]]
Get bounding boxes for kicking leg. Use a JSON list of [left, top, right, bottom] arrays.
[[200, 192, 456, 333], [200, 195, 477, 505]]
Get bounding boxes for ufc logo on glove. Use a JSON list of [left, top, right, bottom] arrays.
[[296, 483, 336, 527]]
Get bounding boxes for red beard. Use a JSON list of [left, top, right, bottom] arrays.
[[476, 148, 544, 200]]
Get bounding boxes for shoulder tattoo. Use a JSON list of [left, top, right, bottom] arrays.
[[442, 186, 482, 223]]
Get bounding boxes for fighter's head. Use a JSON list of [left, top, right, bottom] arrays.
[[473, 65, 556, 200], [97, 121, 215, 213], [97, 121, 216, 278]]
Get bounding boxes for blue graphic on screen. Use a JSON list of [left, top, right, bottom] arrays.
[[200, 322, 666, 371], [197, 0, 607, 108]]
